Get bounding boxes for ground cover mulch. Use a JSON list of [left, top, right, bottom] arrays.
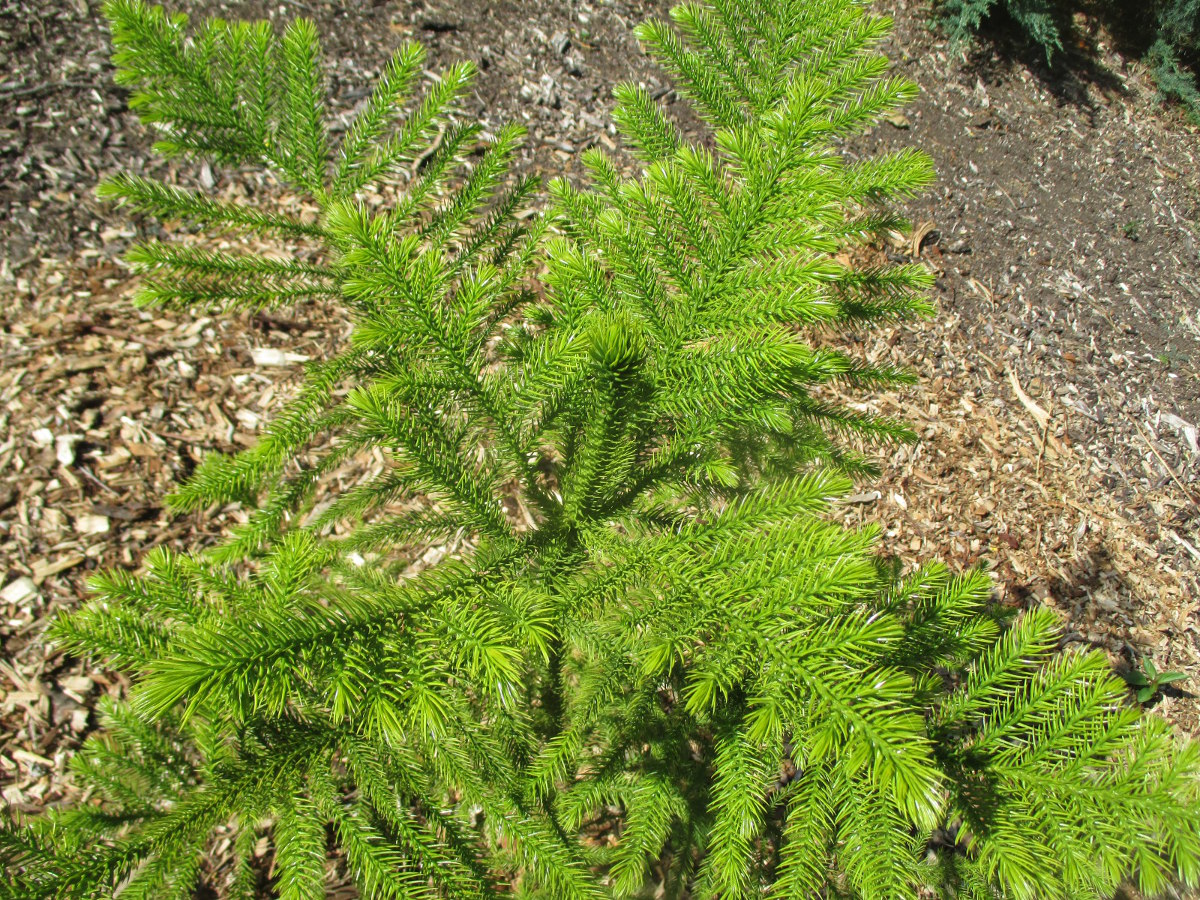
[[1, 0, 1198, 839]]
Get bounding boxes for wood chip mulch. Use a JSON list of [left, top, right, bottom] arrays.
[[2, 0, 1198, 824]]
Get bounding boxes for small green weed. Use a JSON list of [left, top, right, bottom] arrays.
[[1126, 658, 1189, 703]]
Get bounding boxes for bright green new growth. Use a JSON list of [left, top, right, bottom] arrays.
[[3, 1, 1199, 899]]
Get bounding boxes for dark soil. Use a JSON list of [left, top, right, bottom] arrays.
[[868, 1, 1200, 425], [1, 0, 1198, 818]]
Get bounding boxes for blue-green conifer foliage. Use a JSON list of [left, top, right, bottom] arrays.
[[937, 0, 1200, 120]]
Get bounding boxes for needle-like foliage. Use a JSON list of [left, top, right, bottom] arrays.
[[4, 1, 1198, 898], [936, 0, 1200, 120]]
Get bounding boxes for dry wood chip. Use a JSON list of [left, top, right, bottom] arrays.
[[31, 553, 85, 583]]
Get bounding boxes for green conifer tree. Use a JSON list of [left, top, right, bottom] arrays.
[[3, 1, 1198, 898]]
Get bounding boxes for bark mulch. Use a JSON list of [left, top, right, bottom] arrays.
[[1, 0, 1197, 820]]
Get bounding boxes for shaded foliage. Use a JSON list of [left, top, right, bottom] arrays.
[[937, 0, 1200, 119]]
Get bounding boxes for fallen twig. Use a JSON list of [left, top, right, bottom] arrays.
[[1007, 369, 1050, 431], [1007, 369, 1060, 474], [0, 80, 99, 101], [1168, 529, 1200, 563], [1133, 420, 1200, 509]]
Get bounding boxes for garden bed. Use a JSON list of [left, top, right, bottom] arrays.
[[1, 0, 1197, 818]]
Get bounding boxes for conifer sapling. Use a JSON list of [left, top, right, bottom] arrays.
[[3, 1, 1198, 898]]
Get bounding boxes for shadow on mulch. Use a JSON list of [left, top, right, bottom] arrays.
[[944, 0, 1196, 123], [1012, 544, 1197, 705]]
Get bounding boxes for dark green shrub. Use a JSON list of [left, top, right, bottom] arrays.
[[937, 0, 1200, 120], [937, 0, 1065, 60], [1148, 0, 1200, 115]]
